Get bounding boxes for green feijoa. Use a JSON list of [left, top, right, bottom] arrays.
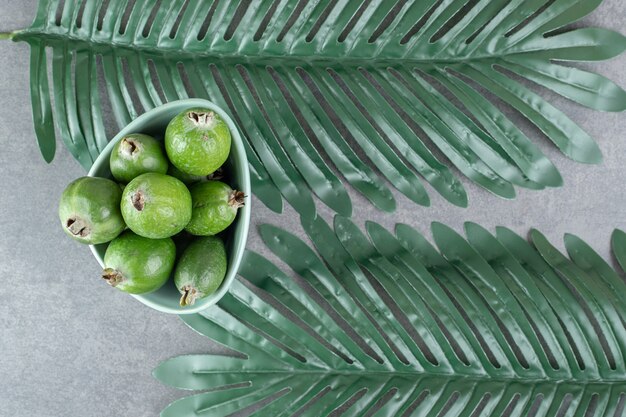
[[175, 236, 227, 307], [102, 231, 175, 294], [185, 180, 245, 236], [165, 108, 231, 176], [109, 133, 168, 183], [121, 173, 192, 239], [58, 176, 126, 245]]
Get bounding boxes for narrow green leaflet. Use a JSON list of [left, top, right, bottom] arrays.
[[9, 0, 626, 216], [155, 218, 626, 416]]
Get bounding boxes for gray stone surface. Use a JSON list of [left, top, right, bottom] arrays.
[[0, 1, 624, 416]]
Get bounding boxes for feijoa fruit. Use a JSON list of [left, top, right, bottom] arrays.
[[58, 177, 125, 244], [185, 180, 244, 236], [102, 231, 175, 294], [175, 236, 227, 307], [109, 133, 168, 183], [121, 173, 192, 239], [165, 108, 231, 176]]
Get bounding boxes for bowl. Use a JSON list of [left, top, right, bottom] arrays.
[[88, 99, 250, 314]]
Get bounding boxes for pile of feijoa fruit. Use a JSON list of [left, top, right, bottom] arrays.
[[58, 108, 245, 307]]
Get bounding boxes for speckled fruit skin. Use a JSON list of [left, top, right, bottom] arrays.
[[58, 176, 126, 245], [109, 133, 168, 183], [185, 180, 243, 236], [165, 107, 231, 176], [103, 231, 175, 294], [175, 236, 227, 306], [121, 173, 192, 239]]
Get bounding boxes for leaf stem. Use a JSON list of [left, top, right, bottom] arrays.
[[0, 30, 19, 40]]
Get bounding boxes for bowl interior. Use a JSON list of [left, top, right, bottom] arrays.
[[88, 99, 250, 314]]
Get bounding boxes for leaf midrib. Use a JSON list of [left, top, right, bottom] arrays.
[[190, 368, 626, 385], [13, 28, 531, 66]]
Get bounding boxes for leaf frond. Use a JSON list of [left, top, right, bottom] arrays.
[[15, 0, 626, 214], [154, 218, 626, 416]]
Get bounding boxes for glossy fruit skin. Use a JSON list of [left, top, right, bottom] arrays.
[[165, 107, 231, 176], [58, 176, 126, 244], [185, 180, 243, 236], [175, 236, 227, 306], [121, 173, 192, 239], [103, 231, 175, 294], [109, 133, 168, 183]]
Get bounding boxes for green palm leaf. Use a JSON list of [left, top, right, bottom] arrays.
[[155, 217, 626, 416], [10, 0, 626, 215]]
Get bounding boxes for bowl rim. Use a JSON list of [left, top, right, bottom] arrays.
[[87, 98, 251, 314]]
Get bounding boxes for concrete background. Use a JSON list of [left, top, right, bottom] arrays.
[[0, 1, 624, 416]]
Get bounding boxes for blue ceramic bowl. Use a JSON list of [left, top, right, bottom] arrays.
[[88, 99, 250, 314]]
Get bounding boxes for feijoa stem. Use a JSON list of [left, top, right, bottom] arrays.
[[180, 285, 198, 307], [120, 138, 139, 157], [187, 111, 215, 127], [66, 216, 90, 237], [131, 191, 145, 211], [228, 191, 245, 209], [102, 268, 125, 287]]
